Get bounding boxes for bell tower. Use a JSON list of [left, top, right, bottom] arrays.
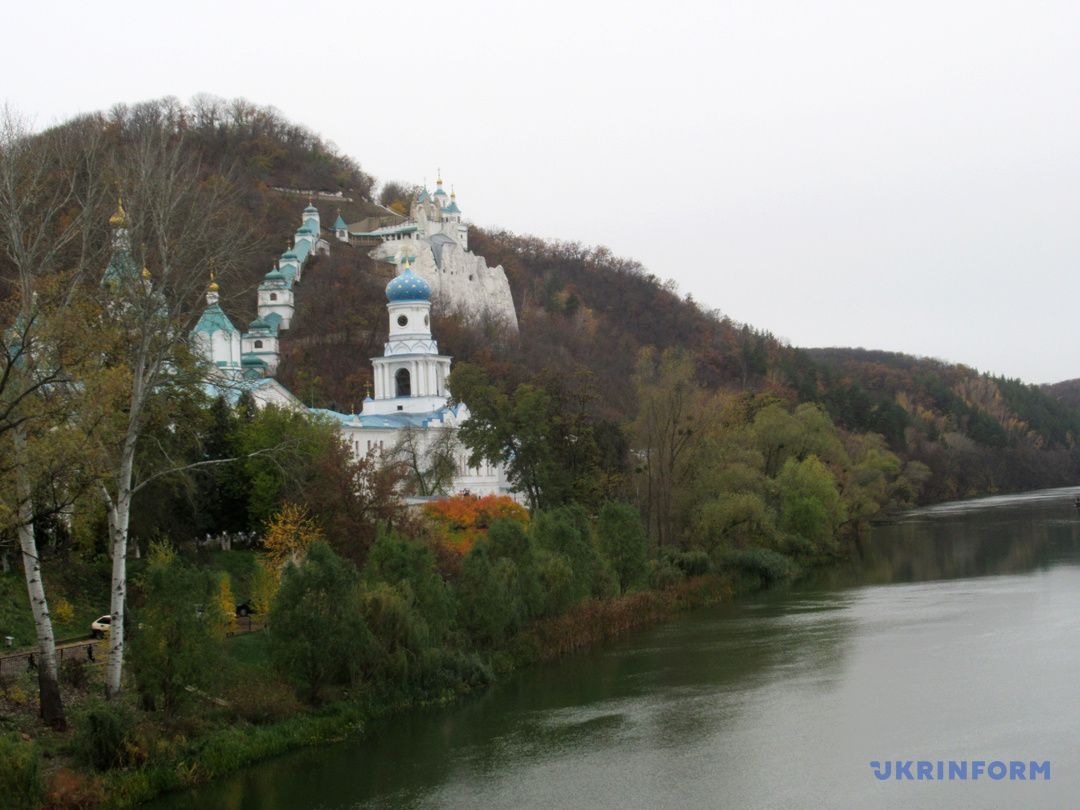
[[365, 262, 452, 415]]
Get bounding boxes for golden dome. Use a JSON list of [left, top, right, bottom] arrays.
[[109, 197, 128, 228]]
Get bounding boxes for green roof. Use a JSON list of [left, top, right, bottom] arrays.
[[351, 224, 417, 237], [334, 215, 348, 229], [193, 304, 238, 336]]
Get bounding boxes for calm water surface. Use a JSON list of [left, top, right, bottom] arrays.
[[149, 487, 1080, 809]]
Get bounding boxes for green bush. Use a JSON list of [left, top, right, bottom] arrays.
[[655, 548, 712, 578], [673, 549, 712, 577], [457, 543, 513, 646], [596, 501, 648, 593], [730, 547, 796, 585], [486, 520, 544, 618], [128, 544, 227, 718], [593, 563, 620, 599], [418, 649, 494, 694], [536, 551, 577, 615], [272, 542, 372, 704], [73, 703, 135, 771], [0, 733, 44, 810], [647, 559, 683, 591], [359, 581, 430, 685], [365, 530, 454, 638], [531, 507, 601, 604]]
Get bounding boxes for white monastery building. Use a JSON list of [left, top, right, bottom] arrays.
[[183, 184, 517, 500], [350, 175, 518, 331], [308, 264, 509, 499]]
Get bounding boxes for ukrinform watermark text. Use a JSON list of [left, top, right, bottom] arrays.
[[871, 761, 1049, 780]]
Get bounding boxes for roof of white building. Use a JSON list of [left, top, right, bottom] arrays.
[[192, 303, 238, 336], [310, 402, 463, 430], [203, 375, 305, 409]]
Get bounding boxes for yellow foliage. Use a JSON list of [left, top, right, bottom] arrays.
[[147, 539, 177, 567], [52, 597, 74, 625], [250, 556, 279, 614], [4, 685, 30, 706], [262, 503, 322, 573], [218, 575, 237, 634]]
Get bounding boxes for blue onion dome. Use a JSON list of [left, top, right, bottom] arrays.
[[386, 266, 431, 302]]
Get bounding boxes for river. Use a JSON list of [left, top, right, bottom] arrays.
[[147, 487, 1080, 808]]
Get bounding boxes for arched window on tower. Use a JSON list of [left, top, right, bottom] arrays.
[[395, 368, 411, 397], [254, 340, 263, 349], [270, 293, 277, 301]]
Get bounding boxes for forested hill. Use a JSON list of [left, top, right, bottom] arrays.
[[18, 96, 1079, 506], [273, 180, 1080, 506], [1043, 378, 1080, 412], [427, 232, 1080, 503]]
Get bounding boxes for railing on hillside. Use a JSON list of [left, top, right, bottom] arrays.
[[0, 617, 267, 682], [0, 641, 101, 681], [227, 616, 267, 636]]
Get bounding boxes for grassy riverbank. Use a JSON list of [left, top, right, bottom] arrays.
[[0, 562, 766, 810]]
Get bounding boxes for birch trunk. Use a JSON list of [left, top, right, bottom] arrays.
[[104, 406, 140, 700], [13, 424, 67, 729]]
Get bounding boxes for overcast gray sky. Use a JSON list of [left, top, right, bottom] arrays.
[[6, 0, 1079, 384]]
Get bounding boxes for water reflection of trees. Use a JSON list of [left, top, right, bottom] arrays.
[[817, 494, 1080, 589]]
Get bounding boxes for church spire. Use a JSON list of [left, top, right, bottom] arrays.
[[109, 196, 128, 229], [207, 261, 219, 304]]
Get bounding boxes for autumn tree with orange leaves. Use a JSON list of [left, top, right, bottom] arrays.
[[424, 494, 529, 555]]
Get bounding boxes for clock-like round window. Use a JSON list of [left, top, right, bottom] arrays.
[[397, 315, 408, 327]]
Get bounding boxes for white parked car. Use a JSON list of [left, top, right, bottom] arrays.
[[91, 615, 111, 639]]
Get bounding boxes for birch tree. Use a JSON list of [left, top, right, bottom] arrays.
[[93, 124, 255, 698], [0, 108, 110, 728]]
